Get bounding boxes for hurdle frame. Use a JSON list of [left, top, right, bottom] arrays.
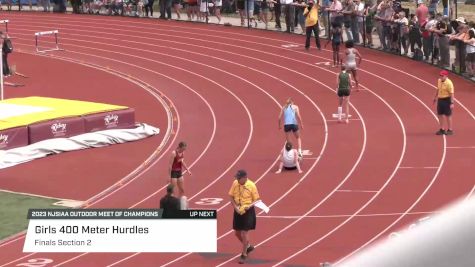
[[35, 30, 62, 53]]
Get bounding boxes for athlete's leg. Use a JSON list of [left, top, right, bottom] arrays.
[[176, 176, 185, 197], [351, 69, 359, 90], [293, 130, 302, 153], [338, 96, 343, 122], [345, 96, 350, 123]]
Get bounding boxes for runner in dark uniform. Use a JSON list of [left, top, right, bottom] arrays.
[[169, 141, 191, 197], [336, 64, 353, 123], [327, 22, 343, 67]]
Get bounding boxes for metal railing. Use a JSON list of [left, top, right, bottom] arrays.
[[2, 0, 474, 81]]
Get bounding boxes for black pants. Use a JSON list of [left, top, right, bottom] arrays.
[[2, 53, 10, 76], [283, 5, 294, 32], [160, 0, 172, 18], [305, 23, 321, 49], [146, 0, 155, 16], [274, 2, 281, 28], [71, 0, 81, 13], [294, 7, 299, 27], [409, 36, 422, 53]]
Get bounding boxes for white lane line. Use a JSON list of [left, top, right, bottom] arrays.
[[258, 211, 437, 219], [398, 166, 439, 169], [336, 190, 378, 193]]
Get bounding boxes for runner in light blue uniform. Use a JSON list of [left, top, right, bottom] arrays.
[[283, 105, 297, 126], [278, 98, 304, 157]]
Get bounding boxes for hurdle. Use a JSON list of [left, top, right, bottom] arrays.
[[332, 113, 352, 119], [35, 30, 63, 53], [0, 20, 10, 36]]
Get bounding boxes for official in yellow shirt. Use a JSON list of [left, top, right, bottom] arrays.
[[228, 169, 260, 264], [304, 0, 321, 50], [433, 70, 455, 135]]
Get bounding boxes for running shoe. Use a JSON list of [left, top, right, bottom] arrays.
[[246, 244, 255, 254], [239, 254, 247, 264], [435, 129, 446, 135]]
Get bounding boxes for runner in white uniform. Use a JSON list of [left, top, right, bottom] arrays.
[[344, 40, 363, 90], [275, 142, 303, 174]]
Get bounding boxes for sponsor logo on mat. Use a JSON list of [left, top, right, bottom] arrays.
[[104, 114, 119, 128], [51, 123, 67, 137], [0, 134, 9, 148]]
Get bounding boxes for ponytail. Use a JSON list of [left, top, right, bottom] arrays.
[[285, 97, 293, 108]]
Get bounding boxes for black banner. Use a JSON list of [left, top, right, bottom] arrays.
[[28, 209, 217, 219]]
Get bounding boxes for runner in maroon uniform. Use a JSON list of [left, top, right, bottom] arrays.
[[169, 142, 191, 197]]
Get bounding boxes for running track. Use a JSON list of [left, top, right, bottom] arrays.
[[0, 12, 474, 267]]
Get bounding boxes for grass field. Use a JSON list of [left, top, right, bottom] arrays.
[[0, 191, 63, 240]]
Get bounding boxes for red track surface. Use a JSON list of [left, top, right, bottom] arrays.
[[0, 12, 474, 267]]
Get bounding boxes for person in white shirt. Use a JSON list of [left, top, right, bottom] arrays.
[[353, 0, 364, 43], [328, 0, 343, 26], [275, 142, 303, 174], [465, 28, 475, 77], [397, 11, 409, 55], [281, 0, 295, 32]]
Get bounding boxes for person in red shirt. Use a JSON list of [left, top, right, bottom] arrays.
[[416, 0, 428, 26], [169, 141, 192, 197]]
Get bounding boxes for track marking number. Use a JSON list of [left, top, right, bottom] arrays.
[[195, 198, 223, 205], [17, 258, 53, 267]]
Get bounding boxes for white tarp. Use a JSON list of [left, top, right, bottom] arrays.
[[340, 196, 475, 267], [0, 123, 159, 169]]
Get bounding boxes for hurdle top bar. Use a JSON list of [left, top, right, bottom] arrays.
[[0, 20, 9, 24], [35, 30, 59, 36]]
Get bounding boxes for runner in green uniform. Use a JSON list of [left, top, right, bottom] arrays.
[[336, 64, 354, 123]]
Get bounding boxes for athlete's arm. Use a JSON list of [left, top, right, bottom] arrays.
[[182, 159, 192, 176], [336, 72, 340, 88], [278, 107, 283, 129], [355, 49, 363, 65], [295, 106, 304, 129], [169, 150, 176, 175]]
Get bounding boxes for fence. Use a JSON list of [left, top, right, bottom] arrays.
[[1, 0, 474, 81]]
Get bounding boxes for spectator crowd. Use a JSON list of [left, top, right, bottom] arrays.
[[1, 0, 474, 79]]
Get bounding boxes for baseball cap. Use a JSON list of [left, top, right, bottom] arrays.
[[439, 70, 449, 76], [235, 169, 247, 179], [456, 17, 466, 24]]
